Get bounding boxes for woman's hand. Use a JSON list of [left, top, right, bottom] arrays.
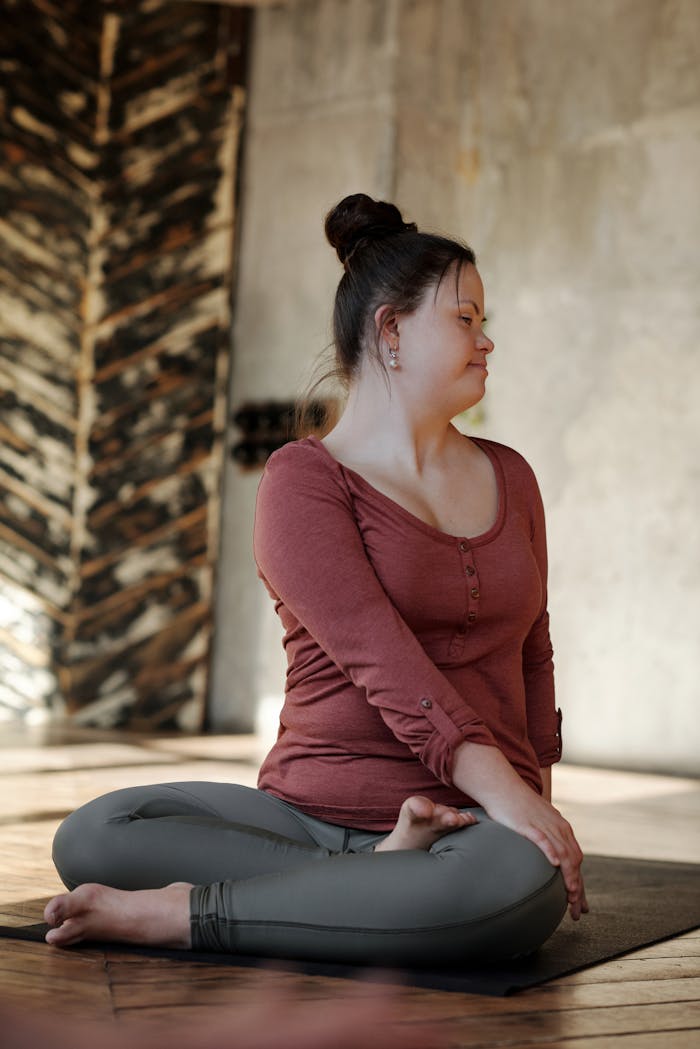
[[452, 742, 588, 921], [484, 783, 588, 920]]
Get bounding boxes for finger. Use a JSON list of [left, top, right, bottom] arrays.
[[529, 829, 580, 893], [567, 892, 581, 922], [528, 826, 563, 869], [557, 863, 586, 923], [562, 867, 583, 906], [523, 819, 584, 902], [568, 874, 589, 921], [535, 814, 582, 863], [568, 882, 584, 917], [550, 825, 584, 871], [550, 831, 584, 891]]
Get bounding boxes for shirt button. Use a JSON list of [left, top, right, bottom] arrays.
[[468, 611, 477, 623], [459, 540, 469, 552], [465, 565, 475, 576], [471, 587, 480, 599], [420, 698, 432, 709]]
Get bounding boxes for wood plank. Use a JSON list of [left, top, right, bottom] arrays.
[[106, 974, 700, 1013], [617, 936, 700, 958], [430, 1001, 700, 1046], [110, 998, 700, 1038], [552, 955, 700, 982], [0, 941, 114, 1018], [501, 1033, 697, 1049]]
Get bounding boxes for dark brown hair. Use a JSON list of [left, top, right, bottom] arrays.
[[296, 193, 476, 434], [325, 193, 474, 377]]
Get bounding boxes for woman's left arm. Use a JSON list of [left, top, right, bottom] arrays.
[[521, 462, 563, 769]]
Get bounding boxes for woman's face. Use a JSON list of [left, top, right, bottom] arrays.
[[381, 262, 494, 419]]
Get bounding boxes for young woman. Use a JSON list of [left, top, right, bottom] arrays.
[[45, 194, 587, 966]]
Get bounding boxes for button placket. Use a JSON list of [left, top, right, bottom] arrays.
[[457, 537, 480, 630]]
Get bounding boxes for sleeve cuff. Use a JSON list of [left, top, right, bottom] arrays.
[[531, 707, 563, 766], [417, 695, 498, 785]]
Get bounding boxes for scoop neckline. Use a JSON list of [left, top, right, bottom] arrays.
[[305, 433, 506, 547]]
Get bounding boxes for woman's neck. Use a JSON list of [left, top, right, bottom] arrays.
[[323, 382, 457, 476]]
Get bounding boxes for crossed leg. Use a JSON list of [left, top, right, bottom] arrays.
[[45, 782, 566, 964], [45, 790, 476, 949]]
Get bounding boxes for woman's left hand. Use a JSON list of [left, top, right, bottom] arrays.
[[452, 741, 589, 921]]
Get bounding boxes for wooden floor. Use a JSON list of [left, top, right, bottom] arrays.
[[0, 724, 698, 1048]]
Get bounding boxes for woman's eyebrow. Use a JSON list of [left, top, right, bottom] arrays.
[[458, 298, 482, 315]]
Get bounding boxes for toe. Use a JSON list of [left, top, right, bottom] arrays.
[[405, 796, 435, 822], [435, 808, 477, 832], [44, 894, 69, 928], [46, 917, 83, 947]]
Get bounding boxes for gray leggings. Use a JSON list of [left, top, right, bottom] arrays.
[[51, 781, 567, 968]]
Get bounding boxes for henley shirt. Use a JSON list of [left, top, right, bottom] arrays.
[[254, 434, 562, 831]]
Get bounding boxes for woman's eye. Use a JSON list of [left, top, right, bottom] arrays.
[[460, 316, 473, 326]]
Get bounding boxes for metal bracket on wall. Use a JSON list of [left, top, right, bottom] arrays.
[[230, 399, 333, 469]]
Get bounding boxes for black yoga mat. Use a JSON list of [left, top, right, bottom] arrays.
[[2, 855, 698, 997]]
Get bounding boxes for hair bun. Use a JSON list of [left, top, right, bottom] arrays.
[[325, 193, 416, 265]]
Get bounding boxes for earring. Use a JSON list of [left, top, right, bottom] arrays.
[[388, 342, 399, 369]]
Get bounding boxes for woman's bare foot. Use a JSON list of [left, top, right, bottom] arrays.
[[374, 796, 478, 852], [44, 881, 193, 950]]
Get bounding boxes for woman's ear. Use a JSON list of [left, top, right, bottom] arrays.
[[373, 305, 399, 343]]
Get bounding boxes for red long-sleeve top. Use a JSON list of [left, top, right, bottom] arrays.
[[254, 434, 562, 831]]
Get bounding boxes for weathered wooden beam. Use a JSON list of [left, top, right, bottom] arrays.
[[0, 0, 249, 729]]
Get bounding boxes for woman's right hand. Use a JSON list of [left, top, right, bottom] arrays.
[[452, 741, 588, 921]]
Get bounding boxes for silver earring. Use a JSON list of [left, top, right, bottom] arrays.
[[388, 344, 399, 369]]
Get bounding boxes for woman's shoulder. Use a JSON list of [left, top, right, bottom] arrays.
[[265, 434, 333, 471], [260, 435, 348, 494], [473, 435, 536, 473], [472, 436, 543, 499]]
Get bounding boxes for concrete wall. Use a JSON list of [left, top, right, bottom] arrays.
[[210, 0, 700, 775], [209, 0, 402, 738]]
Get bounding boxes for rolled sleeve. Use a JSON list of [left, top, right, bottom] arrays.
[[529, 706, 563, 767]]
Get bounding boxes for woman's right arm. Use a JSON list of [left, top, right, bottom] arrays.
[[253, 442, 499, 785], [451, 740, 588, 921]]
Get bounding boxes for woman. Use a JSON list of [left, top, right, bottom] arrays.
[[45, 194, 587, 966]]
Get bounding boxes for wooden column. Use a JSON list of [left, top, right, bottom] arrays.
[[0, 0, 248, 729]]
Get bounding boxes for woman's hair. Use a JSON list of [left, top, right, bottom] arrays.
[[296, 193, 476, 434], [327, 193, 476, 377]]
